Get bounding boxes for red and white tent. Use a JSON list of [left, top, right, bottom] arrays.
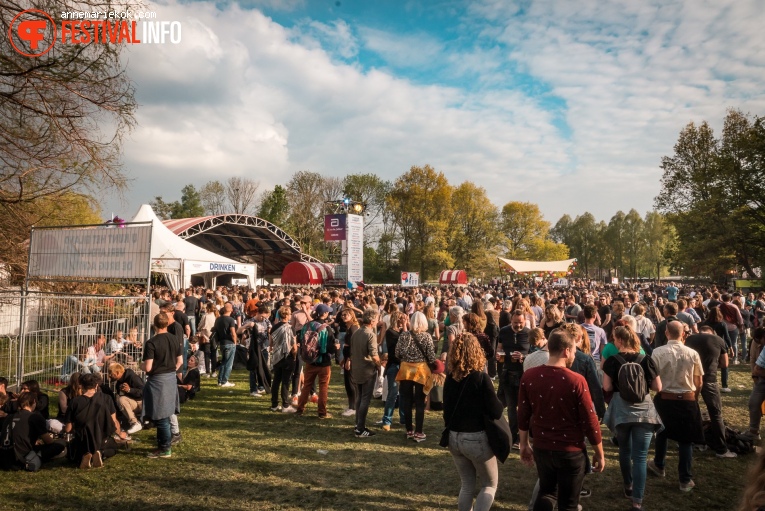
[[281, 262, 335, 286], [439, 270, 468, 285]]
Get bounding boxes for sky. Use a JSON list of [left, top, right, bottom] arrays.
[[109, 0, 765, 225]]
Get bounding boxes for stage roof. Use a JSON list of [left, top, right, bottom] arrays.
[[164, 215, 321, 277]]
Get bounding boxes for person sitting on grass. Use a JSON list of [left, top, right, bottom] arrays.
[[55, 372, 82, 431], [107, 363, 144, 435], [64, 373, 127, 469], [0, 392, 65, 471], [4, 380, 50, 421], [178, 355, 201, 404]]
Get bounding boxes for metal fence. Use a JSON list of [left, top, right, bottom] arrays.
[[0, 291, 151, 391]]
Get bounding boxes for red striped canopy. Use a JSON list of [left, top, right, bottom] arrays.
[[439, 270, 468, 285], [281, 262, 335, 286]]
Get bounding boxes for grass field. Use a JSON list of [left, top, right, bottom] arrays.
[[1, 363, 759, 511]]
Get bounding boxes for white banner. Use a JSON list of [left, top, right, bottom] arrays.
[[342, 214, 364, 285], [183, 260, 255, 276], [28, 224, 152, 280]]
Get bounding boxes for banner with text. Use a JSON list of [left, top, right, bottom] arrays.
[[27, 224, 152, 281], [324, 214, 346, 241]]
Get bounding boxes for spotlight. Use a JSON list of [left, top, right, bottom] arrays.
[[353, 203, 363, 213]]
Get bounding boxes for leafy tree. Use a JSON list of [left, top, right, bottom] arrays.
[[258, 185, 290, 226], [171, 185, 204, 219], [149, 196, 175, 220], [0, 0, 137, 280], [447, 182, 500, 276], [387, 165, 453, 278], [200, 181, 226, 216], [499, 202, 567, 263], [285, 171, 326, 258], [622, 209, 644, 279], [655, 109, 765, 280]]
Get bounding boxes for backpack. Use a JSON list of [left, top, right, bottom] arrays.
[[300, 321, 328, 365], [614, 354, 647, 403]]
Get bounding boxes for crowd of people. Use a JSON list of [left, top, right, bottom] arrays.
[[2, 280, 765, 510]]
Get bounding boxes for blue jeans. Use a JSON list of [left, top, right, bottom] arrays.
[[729, 328, 740, 361], [218, 344, 236, 384], [616, 424, 654, 504], [382, 364, 402, 426], [654, 434, 693, 484], [187, 315, 196, 336], [155, 417, 172, 451]]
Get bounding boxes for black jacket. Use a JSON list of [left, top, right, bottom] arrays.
[[115, 368, 144, 399]]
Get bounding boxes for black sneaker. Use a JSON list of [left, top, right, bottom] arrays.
[[579, 488, 591, 498], [354, 428, 376, 438], [624, 486, 633, 499], [170, 433, 182, 446]]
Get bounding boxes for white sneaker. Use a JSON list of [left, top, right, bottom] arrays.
[[716, 450, 738, 459], [282, 406, 297, 413], [341, 408, 356, 417], [249, 391, 260, 397], [721, 387, 732, 393], [221, 382, 235, 388], [127, 422, 143, 435]]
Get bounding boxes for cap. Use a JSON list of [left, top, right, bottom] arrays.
[[315, 304, 332, 316]]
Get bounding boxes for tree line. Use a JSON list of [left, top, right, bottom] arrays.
[[149, 167, 674, 283], [149, 110, 765, 284]]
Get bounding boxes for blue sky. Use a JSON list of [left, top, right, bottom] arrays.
[[110, 0, 765, 225]]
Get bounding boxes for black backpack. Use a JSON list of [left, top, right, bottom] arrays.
[[614, 354, 647, 403]]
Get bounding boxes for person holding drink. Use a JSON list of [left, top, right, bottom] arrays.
[[497, 310, 531, 450]]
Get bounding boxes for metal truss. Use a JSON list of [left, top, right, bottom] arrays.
[[171, 215, 322, 263]]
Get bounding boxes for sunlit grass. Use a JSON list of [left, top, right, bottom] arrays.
[[0, 364, 757, 510]]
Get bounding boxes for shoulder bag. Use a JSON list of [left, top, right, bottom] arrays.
[[481, 372, 512, 463]]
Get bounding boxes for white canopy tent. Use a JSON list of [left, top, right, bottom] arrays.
[[497, 257, 577, 274], [131, 204, 256, 289]]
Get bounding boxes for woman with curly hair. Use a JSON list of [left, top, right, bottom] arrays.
[[443, 332, 504, 511], [739, 449, 765, 511], [464, 313, 494, 368]]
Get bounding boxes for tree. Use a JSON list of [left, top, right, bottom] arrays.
[[200, 181, 226, 216], [257, 185, 290, 226], [0, 0, 137, 281], [343, 173, 392, 236], [566, 213, 599, 277], [622, 209, 644, 279], [171, 185, 204, 219], [447, 182, 500, 276], [655, 110, 765, 280], [642, 211, 676, 280], [225, 177, 260, 215], [605, 211, 626, 278], [387, 165, 453, 278], [285, 171, 326, 258], [149, 196, 175, 221], [499, 202, 567, 261]]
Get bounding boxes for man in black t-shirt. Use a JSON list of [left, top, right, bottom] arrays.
[[0, 393, 64, 471], [162, 303, 188, 375], [142, 313, 182, 458], [686, 326, 736, 458], [213, 303, 239, 387], [183, 288, 200, 336], [497, 310, 531, 448]]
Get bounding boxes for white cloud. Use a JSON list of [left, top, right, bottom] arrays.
[[108, 0, 765, 228], [111, 0, 569, 221], [466, 0, 765, 220]]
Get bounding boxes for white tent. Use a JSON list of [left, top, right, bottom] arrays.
[[131, 204, 256, 289], [497, 257, 577, 274]]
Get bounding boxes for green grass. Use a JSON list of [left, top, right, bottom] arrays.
[[0, 364, 758, 511]]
